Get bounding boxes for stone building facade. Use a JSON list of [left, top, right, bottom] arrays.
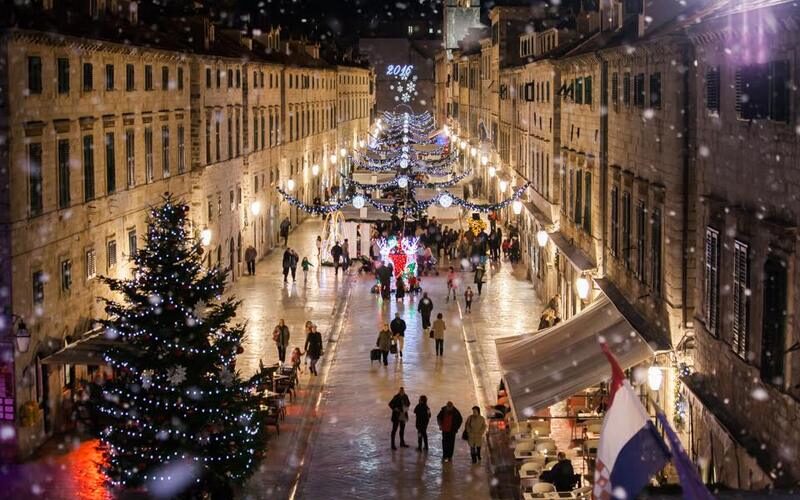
[[436, 0, 800, 490], [0, 8, 374, 459]]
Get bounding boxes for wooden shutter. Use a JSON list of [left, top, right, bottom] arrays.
[[732, 240, 749, 358], [705, 66, 720, 113], [704, 227, 720, 336]]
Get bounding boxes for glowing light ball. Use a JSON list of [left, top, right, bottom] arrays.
[[400, 159, 409, 169], [403, 136, 409, 144], [402, 146, 410, 153], [352, 194, 366, 209], [397, 176, 409, 188], [439, 193, 453, 208]]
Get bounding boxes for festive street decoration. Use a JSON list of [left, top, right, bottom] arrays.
[[91, 195, 267, 495], [275, 110, 529, 221], [377, 236, 419, 278]]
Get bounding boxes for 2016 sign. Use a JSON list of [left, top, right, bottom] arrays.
[[386, 65, 414, 79]]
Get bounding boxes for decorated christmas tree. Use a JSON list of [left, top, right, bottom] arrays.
[[91, 195, 266, 497]]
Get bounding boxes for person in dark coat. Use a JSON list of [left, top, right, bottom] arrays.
[[272, 319, 290, 363], [474, 265, 485, 295], [304, 324, 323, 376], [279, 217, 291, 246], [244, 246, 257, 275], [282, 248, 293, 283], [436, 401, 463, 463], [330, 241, 343, 275], [417, 292, 434, 333], [388, 387, 411, 450], [414, 395, 431, 451], [390, 313, 406, 358], [376, 323, 393, 366], [395, 276, 406, 300], [540, 452, 577, 491], [289, 248, 299, 281], [376, 263, 393, 299]]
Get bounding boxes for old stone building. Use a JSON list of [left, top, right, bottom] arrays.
[[436, 0, 800, 490], [0, 5, 374, 459]]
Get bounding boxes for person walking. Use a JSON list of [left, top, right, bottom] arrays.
[[390, 312, 406, 358], [474, 265, 485, 295], [244, 245, 257, 275], [304, 324, 323, 376], [376, 323, 393, 366], [342, 239, 351, 272], [437, 401, 463, 463], [414, 395, 431, 451], [331, 241, 343, 276], [301, 256, 313, 282], [395, 275, 406, 301], [289, 249, 299, 282], [388, 387, 411, 450], [446, 266, 457, 302], [280, 217, 291, 247], [282, 248, 292, 283], [418, 292, 434, 335], [432, 313, 446, 357], [316, 235, 323, 261], [464, 287, 474, 313], [464, 406, 487, 464], [273, 319, 290, 363]]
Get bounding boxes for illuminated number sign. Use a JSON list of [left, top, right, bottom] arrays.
[[386, 65, 414, 79]]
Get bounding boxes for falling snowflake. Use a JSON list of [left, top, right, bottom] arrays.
[[141, 369, 154, 389], [167, 366, 187, 386]]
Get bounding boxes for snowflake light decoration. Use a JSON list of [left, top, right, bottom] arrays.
[[167, 365, 187, 386]]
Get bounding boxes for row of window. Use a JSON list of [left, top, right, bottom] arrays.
[[32, 230, 135, 305], [705, 60, 790, 122], [206, 186, 243, 222], [703, 227, 788, 385], [608, 186, 663, 293], [27, 125, 186, 215], [562, 166, 593, 235], [610, 71, 661, 110], [27, 57, 185, 95]]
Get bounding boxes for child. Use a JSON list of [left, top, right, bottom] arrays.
[[446, 266, 457, 302], [301, 256, 313, 282], [465, 286, 474, 313], [413, 395, 431, 451], [290, 347, 303, 374]]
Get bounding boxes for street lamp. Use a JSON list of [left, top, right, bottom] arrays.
[[470, 147, 477, 157], [488, 166, 496, 178], [311, 164, 320, 176], [536, 230, 549, 248], [329, 153, 338, 165], [250, 200, 262, 216], [481, 155, 489, 166], [512, 200, 523, 215], [647, 366, 664, 391], [499, 180, 508, 193], [14, 319, 30, 353], [201, 228, 212, 247], [339, 148, 347, 157], [576, 276, 591, 301], [286, 179, 296, 191]]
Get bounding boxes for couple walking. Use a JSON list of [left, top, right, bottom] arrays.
[[417, 293, 447, 356], [273, 319, 323, 375], [375, 314, 406, 365], [388, 388, 487, 463]]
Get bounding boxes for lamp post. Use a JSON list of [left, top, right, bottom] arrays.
[[576, 275, 591, 301], [13, 318, 30, 353]]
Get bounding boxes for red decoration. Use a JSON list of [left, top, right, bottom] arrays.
[[389, 253, 407, 278]]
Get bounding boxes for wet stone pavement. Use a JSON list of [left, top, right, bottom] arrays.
[[2, 219, 549, 500]]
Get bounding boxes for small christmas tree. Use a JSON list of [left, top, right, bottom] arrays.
[[92, 195, 266, 497]]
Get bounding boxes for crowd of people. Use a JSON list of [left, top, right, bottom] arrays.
[[387, 387, 487, 464]]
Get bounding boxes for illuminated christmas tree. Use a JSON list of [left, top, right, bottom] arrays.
[[91, 195, 266, 497]]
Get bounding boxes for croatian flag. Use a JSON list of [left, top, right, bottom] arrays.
[[593, 344, 670, 500]]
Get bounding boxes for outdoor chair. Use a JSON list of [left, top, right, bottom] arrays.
[[534, 438, 557, 455], [518, 460, 544, 480], [514, 439, 537, 459], [570, 486, 592, 499]]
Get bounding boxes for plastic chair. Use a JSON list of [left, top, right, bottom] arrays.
[[571, 486, 592, 499], [518, 460, 543, 479], [514, 439, 537, 459], [535, 439, 557, 455], [586, 422, 602, 436], [583, 438, 600, 457], [532, 482, 556, 494], [529, 419, 551, 437]]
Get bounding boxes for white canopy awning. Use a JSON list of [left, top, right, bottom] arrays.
[[495, 296, 655, 419]]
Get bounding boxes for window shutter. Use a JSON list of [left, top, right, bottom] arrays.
[[704, 228, 720, 336], [705, 66, 720, 113], [732, 240, 750, 358], [734, 68, 743, 117]]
